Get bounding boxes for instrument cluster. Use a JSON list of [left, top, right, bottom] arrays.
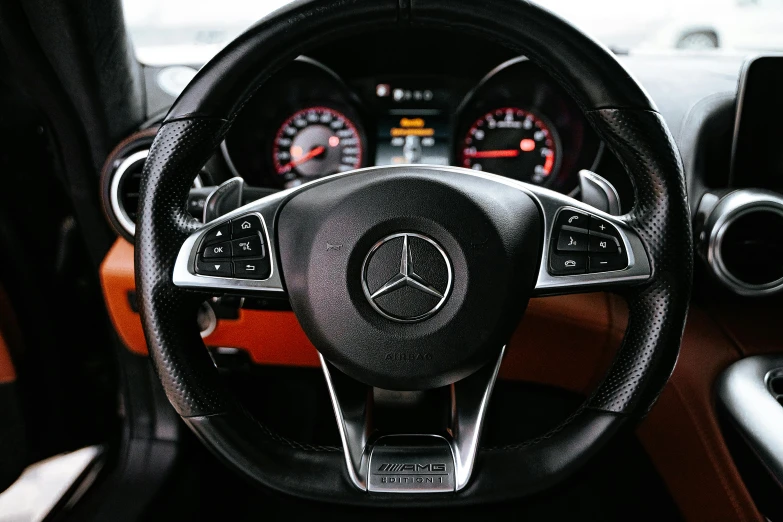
[[222, 57, 602, 193]]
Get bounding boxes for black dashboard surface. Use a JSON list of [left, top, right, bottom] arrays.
[[140, 29, 747, 211]]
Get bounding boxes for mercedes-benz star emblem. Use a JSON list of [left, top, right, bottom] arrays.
[[361, 233, 452, 322]]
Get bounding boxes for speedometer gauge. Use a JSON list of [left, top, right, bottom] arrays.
[[273, 106, 363, 187], [460, 107, 561, 185]]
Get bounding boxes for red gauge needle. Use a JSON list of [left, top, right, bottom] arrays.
[[463, 149, 520, 158], [282, 145, 326, 172]]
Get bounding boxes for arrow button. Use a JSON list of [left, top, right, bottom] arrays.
[[203, 223, 231, 245], [195, 258, 232, 277]]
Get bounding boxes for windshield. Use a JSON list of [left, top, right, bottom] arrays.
[[123, 0, 783, 65]]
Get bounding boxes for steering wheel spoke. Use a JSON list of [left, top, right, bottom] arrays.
[[172, 190, 290, 296], [524, 186, 651, 296], [320, 346, 505, 493]]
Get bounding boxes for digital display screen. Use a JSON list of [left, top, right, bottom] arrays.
[[375, 114, 451, 166], [732, 56, 783, 190]]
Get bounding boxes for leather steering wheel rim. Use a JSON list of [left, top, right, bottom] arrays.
[[136, 0, 692, 505]]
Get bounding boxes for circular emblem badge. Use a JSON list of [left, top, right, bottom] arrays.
[[361, 233, 452, 322]]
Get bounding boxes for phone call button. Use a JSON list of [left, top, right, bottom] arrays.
[[555, 209, 589, 230], [549, 253, 587, 275]]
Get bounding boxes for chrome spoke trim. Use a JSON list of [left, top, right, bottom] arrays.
[[171, 164, 650, 295], [449, 344, 505, 490], [172, 188, 294, 293], [319, 354, 373, 491], [526, 189, 650, 295], [319, 347, 505, 493]]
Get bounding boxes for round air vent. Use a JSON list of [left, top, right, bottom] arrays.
[[704, 189, 783, 296], [111, 149, 147, 238], [102, 129, 202, 242]]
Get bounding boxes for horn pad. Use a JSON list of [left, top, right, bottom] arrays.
[[277, 167, 541, 390]]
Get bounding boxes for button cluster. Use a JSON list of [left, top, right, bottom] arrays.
[[549, 209, 629, 275], [195, 214, 271, 279]]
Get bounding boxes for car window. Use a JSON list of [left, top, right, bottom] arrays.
[[122, 0, 783, 65]]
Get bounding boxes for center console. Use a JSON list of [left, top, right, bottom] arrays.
[[719, 356, 783, 488]]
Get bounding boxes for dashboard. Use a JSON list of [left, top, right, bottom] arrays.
[[110, 26, 783, 301], [221, 56, 602, 193]]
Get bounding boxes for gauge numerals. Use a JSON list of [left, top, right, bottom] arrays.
[[460, 107, 560, 185], [273, 106, 363, 187]]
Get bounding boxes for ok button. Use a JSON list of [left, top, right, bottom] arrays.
[[202, 241, 231, 258]]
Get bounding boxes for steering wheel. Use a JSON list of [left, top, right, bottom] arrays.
[[136, 0, 692, 505]]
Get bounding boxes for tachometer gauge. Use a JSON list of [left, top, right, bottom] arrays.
[[273, 106, 363, 187], [460, 107, 560, 185]]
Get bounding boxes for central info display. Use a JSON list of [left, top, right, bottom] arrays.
[[375, 113, 451, 166]]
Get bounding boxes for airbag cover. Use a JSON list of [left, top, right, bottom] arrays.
[[277, 167, 540, 390]]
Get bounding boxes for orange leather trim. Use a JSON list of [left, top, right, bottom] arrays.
[[0, 285, 18, 384], [206, 310, 319, 366], [637, 308, 763, 522], [99, 239, 619, 374], [500, 292, 625, 392], [0, 331, 15, 384], [99, 238, 321, 365], [100, 239, 146, 355]]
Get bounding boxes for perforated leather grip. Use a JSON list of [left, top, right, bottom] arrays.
[[136, 0, 692, 505], [586, 109, 692, 415]]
